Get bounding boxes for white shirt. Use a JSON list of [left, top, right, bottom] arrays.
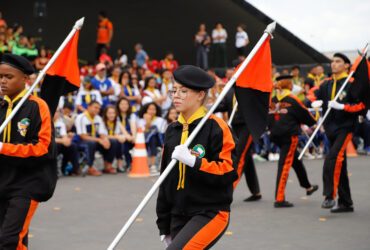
[[160, 81, 173, 111], [212, 29, 227, 43], [108, 77, 122, 103], [75, 88, 103, 107], [106, 119, 122, 135], [54, 118, 67, 138], [235, 31, 248, 48], [138, 116, 166, 133], [75, 113, 107, 137], [142, 89, 162, 106]]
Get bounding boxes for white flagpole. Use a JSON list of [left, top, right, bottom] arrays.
[[0, 17, 84, 135], [107, 21, 277, 250], [298, 43, 369, 160], [227, 102, 238, 127]]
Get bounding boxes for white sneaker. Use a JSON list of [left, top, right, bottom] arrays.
[[150, 165, 160, 176], [268, 153, 275, 161], [273, 153, 280, 161]]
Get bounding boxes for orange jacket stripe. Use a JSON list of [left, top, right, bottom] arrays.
[[344, 102, 365, 113], [276, 136, 298, 202], [233, 135, 252, 189], [17, 200, 38, 250], [332, 133, 352, 199], [1, 96, 52, 158], [183, 211, 229, 250], [199, 115, 235, 175]]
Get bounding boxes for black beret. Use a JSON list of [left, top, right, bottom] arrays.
[[0, 54, 35, 75], [276, 74, 293, 81], [333, 53, 351, 64], [173, 65, 215, 90]]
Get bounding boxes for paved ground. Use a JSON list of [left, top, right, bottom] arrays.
[[30, 156, 370, 250]]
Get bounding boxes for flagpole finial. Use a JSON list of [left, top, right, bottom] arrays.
[[265, 21, 276, 36], [74, 17, 85, 30]]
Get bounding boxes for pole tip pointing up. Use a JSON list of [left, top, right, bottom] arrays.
[[265, 21, 276, 35], [74, 17, 85, 30]]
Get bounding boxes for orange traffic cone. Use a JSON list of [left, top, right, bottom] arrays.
[[346, 140, 358, 157], [128, 127, 150, 178]]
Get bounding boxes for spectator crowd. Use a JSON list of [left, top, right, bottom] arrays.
[[1, 11, 369, 178]]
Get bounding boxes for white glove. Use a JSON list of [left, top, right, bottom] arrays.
[[311, 100, 323, 108], [160, 235, 172, 248], [328, 100, 344, 110], [171, 144, 196, 167]]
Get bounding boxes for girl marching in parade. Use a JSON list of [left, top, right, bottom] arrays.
[[156, 65, 238, 249]]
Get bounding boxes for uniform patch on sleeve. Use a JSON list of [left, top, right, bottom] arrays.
[[191, 144, 205, 158], [17, 118, 31, 137]]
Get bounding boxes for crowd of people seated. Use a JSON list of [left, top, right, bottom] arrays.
[[1, 11, 369, 178]]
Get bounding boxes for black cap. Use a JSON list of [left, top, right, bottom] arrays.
[[173, 65, 215, 90], [333, 53, 351, 64], [276, 74, 293, 81], [0, 54, 35, 75]]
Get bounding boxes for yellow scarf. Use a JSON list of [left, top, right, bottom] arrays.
[[3, 89, 27, 143], [331, 72, 348, 100], [146, 87, 159, 98], [85, 91, 91, 104], [126, 85, 133, 96], [176, 106, 207, 190], [107, 121, 115, 135], [276, 89, 291, 101], [85, 111, 96, 137]]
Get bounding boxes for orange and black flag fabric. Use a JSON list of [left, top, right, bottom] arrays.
[[40, 30, 80, 115], [234, 37, 273, 143], [350, 54, 370, 110]]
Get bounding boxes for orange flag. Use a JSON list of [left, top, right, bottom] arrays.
[[41, 30, 81, 114], [236, 37, 273, 93]]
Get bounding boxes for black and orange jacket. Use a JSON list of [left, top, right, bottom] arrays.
[[156, 114, 238, 235], [311, 75, 365, 137], [268, 92, 316, 142], [0, 92, 57, 202]]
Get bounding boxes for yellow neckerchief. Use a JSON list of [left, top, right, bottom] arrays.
[[315, 73, 325, 87], [33, 83, 39, 97], [162, 79, 170, 93], [276, 89, 291, 101], [307, 73, 315, 80], [85, 90, 91, 104], [146, 87, 159, 98], [125, 85, 133, 96], [67, 93, 73, 103], [84, 111, 96, 137], [120, 113, 127, 127], [292, 76, 302, 86], [176, 106, 207, 190], [107, 121, 115, 135], [331, 72, 348, 100], [3, 89, 27, 143]]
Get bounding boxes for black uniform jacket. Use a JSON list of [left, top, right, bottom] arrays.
[[269, 94, 316, 142], [313, 77, 365, 137], [0, 95, 57, 202], [156, 114, 238, 235]]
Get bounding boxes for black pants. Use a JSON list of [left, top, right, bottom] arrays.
[[323, 132, 353, 206], [211, 43, 227, 68], [233, 125, 260, 194], [81, 140, 115, 167], [56, 142, 80, 174], [168, 211, 229, 250], [96, 43, 107, 60], [0, 197, 38, 250], [275, 135, 311, 202]]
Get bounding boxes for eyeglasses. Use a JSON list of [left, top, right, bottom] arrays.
[[169, 88, 191, 99]]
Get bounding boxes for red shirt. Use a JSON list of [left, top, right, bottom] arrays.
[[160, 59, 178, 72]]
